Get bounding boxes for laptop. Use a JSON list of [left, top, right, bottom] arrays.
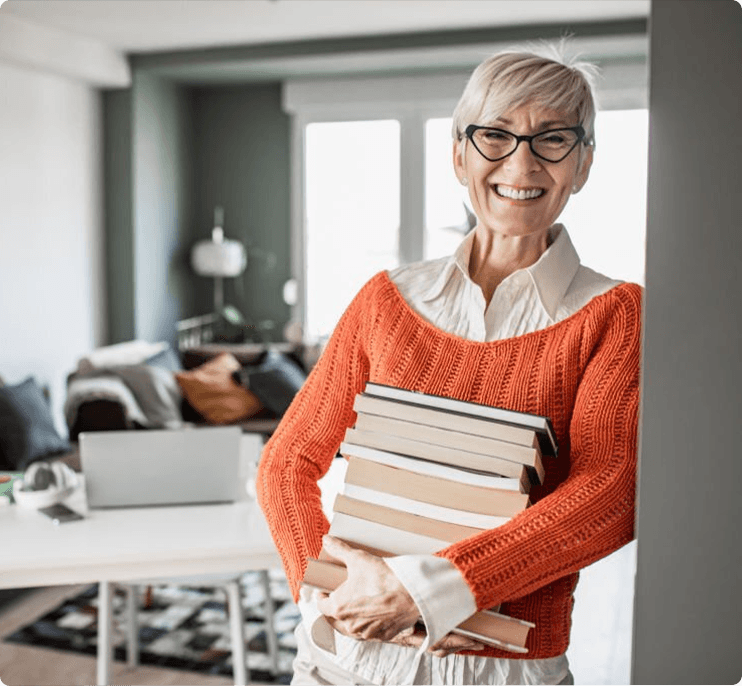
[[79, 427, 242, 508]]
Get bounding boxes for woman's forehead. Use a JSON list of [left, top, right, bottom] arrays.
[[481, 102, 578, 129]]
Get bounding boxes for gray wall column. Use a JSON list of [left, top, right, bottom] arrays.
[[633, 1, 742, 683]]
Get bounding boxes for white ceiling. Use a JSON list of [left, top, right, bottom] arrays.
[[2, 0, 650, 53]]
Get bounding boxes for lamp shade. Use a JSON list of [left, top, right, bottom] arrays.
[[191, 227, 247, 277]]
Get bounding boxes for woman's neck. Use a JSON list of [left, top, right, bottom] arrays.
[[468, 225, 552, 306]]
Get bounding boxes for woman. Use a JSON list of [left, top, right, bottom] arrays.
[[257, 47, 641, 685]]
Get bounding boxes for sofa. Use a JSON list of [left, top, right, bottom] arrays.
[[0, 340, 308, 475]]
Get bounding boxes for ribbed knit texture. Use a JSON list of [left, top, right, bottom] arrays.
[[257, 271, 642, 660]]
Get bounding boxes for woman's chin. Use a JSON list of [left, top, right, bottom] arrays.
[[476, 217, 553, 239]]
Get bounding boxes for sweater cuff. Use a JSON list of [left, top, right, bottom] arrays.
[[384, 554, 477, 646]]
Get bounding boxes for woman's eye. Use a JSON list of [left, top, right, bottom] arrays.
[[541, 134, 567, 145], [483, 131, 509, 141]]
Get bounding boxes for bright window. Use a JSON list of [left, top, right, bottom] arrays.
[[560, 109, 648, 285], [424, 117, 470, 260], [304, 120, 400, 341]]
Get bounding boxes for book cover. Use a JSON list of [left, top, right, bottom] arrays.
[[329, 511, 449, 556]]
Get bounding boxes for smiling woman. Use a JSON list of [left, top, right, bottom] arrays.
[[259, 44, 642, 686]]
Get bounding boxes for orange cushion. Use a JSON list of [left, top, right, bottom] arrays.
[[175, 353, 262, 425]]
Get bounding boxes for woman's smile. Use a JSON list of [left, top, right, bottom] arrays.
[[493, 184, 546, 201]]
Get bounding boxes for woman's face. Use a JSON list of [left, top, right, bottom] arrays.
[[453, 102, 593, 239]]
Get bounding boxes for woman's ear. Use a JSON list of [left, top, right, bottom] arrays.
[[573, 144, 594, 194], [453, 138, 467, 185]]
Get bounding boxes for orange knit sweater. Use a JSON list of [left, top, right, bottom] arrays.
[[257, 272, 642, 660]]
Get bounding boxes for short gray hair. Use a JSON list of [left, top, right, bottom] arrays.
[[452, 43, 599, 148]]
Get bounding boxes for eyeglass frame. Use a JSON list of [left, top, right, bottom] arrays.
[[464, 124, 587, 163]]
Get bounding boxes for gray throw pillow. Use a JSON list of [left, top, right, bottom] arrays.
[[237, 351, 307, 417], [0, 377, 70, 470], [113, 365, 184, 429]]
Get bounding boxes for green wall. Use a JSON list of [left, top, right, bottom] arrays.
[[104, 78, 289, 344], [189, 83, 291, 338], [104, 73, 195, 345], [103, 88, 135, 343], [132, 72, 195, 344]]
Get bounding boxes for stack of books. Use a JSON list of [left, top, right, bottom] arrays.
[[302, 382, 558, 653]]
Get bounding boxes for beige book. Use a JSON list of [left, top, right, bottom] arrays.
[[363, 382, 557, 457], [344, 456, 530, 518], [333, 493, 485, 543], [329, 511, 449, 555], [354, 393, 553, 457], [343, 428, 525, 482], [355, 411, 543, 481], [343, 484, 512, 530], [345, 423, 544, 484], [340, 440, 528, 492]]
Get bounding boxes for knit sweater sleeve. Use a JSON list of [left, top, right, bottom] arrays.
[[256, 275, 379, 601], [436, 285, 642, 611]]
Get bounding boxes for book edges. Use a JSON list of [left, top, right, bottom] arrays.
[[345, 456, 530, 518], [333, 493, 486, 543], [344, 427, 545, 485], [361, 383, 558, 457], [341, 436, 532, 490]]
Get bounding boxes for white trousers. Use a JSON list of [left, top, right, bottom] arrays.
[[290, 623, 575, 686]]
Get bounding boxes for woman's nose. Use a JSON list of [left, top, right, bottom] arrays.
[[503, 140, 542, 173]]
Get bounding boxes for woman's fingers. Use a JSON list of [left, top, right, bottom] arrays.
[[320, 535, 359, 563], [386, 625, 427, 649], [429, 632, 487, 657]]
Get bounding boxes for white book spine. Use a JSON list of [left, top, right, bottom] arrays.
[[343, 484, 510, 530], [330, 512, 450, 555]]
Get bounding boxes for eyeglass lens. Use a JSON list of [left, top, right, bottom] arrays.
[[471, 128, 580, 162]]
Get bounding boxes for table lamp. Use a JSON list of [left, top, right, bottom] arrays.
[[191, 206, 247, 313]]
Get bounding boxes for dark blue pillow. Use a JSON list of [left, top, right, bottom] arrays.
[[145, 346, 183, 373], [0, 377, 70, 470], [236, 351, 307, 417]]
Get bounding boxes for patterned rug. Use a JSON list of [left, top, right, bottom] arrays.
[[4, 571, 300, 683]]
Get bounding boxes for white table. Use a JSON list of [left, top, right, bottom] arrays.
[[0, 474, 282, 685]]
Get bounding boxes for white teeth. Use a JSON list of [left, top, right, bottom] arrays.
[[495, 185, 544, 200]]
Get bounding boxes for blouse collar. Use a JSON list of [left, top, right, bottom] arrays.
[[422, 223, 581, 320]]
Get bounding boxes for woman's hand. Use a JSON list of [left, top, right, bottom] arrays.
[[385, 625, 487, 658], [314, 535, 419, 642]]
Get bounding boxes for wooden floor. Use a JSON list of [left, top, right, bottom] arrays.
[[0, 544, 635, 685]]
